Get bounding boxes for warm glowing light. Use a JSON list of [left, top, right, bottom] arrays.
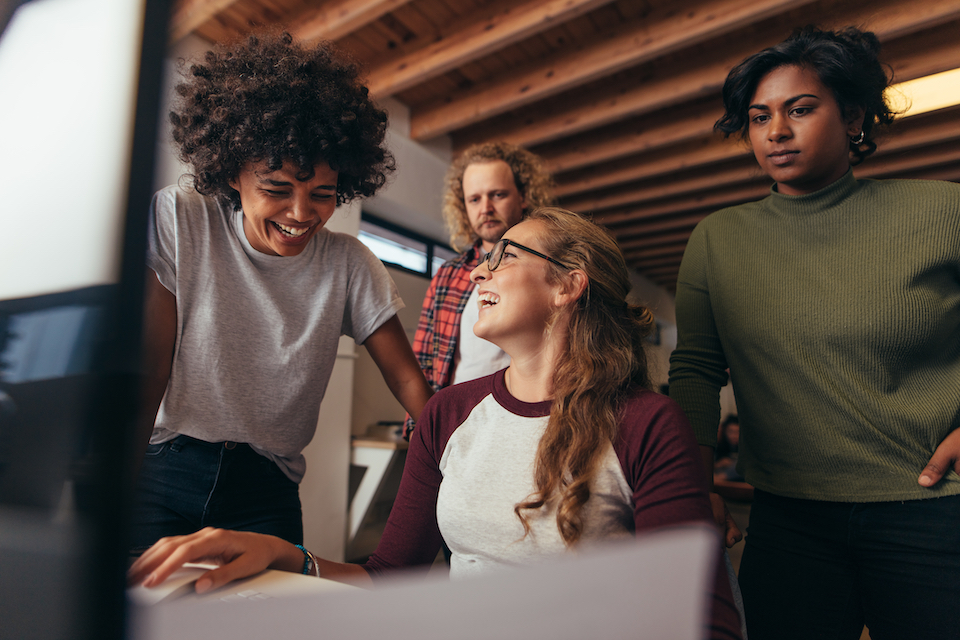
[[887, 68, 960, 118]]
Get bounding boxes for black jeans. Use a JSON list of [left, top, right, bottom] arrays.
[[129, 435, 302, 553], [739, 489, 960, 640]]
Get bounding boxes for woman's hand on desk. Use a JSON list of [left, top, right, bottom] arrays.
[[128, 527, 301, 594]]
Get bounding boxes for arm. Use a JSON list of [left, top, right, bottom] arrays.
[[404, 273, 442, 437], [135, 271, 177, 458], [128, 528, 372, 594], [919, 426, 960, 487], [620, 397, 742, 639], [363, 315, 434, 421], [669, 225, 740, 546]]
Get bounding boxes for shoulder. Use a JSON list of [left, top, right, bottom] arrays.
[[616, 388, 697, 449], [426, 375, 496, 420], [695, 197, 769, 232], [856, 177, 960, 206], [312, 229, 384, 267], [151, 185, 229, 229], [316, 228, 368, 250], [685, 197, 771, 254], [415, 375, 497, 450], [621, 388, 690, 424], [153, 184, 223, 213]]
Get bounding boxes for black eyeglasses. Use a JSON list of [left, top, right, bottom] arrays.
[[481, 238, 570, 272]]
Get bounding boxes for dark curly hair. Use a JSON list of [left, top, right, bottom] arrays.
[[170, 31, 394, 208], [442, 142, 555, 252], [715, 26, 897, 164]]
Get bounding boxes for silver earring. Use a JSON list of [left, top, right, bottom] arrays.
[[851, 131, 865, 145]]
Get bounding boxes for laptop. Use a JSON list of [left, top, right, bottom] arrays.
[[132, 524, 719, 640]]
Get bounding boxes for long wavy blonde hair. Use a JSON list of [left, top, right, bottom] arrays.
[[514, 207, 656, 545], [442, 142, 555, 252]]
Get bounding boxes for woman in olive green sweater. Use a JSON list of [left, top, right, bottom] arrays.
[[669, 26, 960, 640]]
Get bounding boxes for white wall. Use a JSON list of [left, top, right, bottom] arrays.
[[364, 97, 451, 243], [628, 270, 677, 390]]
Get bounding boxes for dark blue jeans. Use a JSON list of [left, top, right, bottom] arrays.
[[130, 435, 303, 553], [738, 489, 960, 640]]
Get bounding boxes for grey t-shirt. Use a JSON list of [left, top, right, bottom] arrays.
[[147, 185, 403, 482]]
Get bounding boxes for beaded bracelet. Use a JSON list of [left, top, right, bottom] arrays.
[[294, 543, 313, 575]]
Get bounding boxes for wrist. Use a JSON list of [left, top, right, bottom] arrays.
[[274, 540, 310, 574], [293, 543, 321, 578]]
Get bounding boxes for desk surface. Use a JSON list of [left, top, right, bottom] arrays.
[[351, 436, 408, 450]]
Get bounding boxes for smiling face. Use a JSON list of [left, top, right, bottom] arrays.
[[229, 160, 339, 256], [462, 160, 527, 253], [468, 220, 562, 353], [747, 65, 864, 196]]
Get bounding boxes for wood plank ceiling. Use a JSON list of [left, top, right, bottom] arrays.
[[169, 0, 960, 291]]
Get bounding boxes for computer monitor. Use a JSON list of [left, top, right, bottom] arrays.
[[0, 0, 168, 637]]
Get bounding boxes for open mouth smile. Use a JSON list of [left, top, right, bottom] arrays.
[[272, 221, 311, 238], [478, 291, 500, 310]]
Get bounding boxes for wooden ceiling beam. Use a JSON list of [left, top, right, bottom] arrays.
[[363, 0, 614, 98], [449, 45, 741, 148], [632, 262, 682, 276], [607, 212, 712, 238], [856, 143, 960, 179], [631, 257, 683, 271], [623, 243, 688, 259], [635, 264, 682, 277], [617, 230, 693, 252], [882, 19, 960, 81], [410, 0, 818, 140], [562, 158, 760, 213], [446, 0, 960, 148], [290, 0, 417, 44], [556, 139, 751, 200], [540, 99, 723, 175], [595, 182, 769, 227], [169, 0, 239, 42]]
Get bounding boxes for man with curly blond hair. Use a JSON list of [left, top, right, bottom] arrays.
[[404, 142, 554, 438], [131, 32, 432, 552]]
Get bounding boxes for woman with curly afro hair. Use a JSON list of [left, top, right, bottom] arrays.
[[131, 32, 433, 552]]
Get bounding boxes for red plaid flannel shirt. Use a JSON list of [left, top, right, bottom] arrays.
[[403, 243, 482, 438]]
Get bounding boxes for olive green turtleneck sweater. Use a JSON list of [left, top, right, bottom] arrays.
[[669, 170, 960, 502]]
